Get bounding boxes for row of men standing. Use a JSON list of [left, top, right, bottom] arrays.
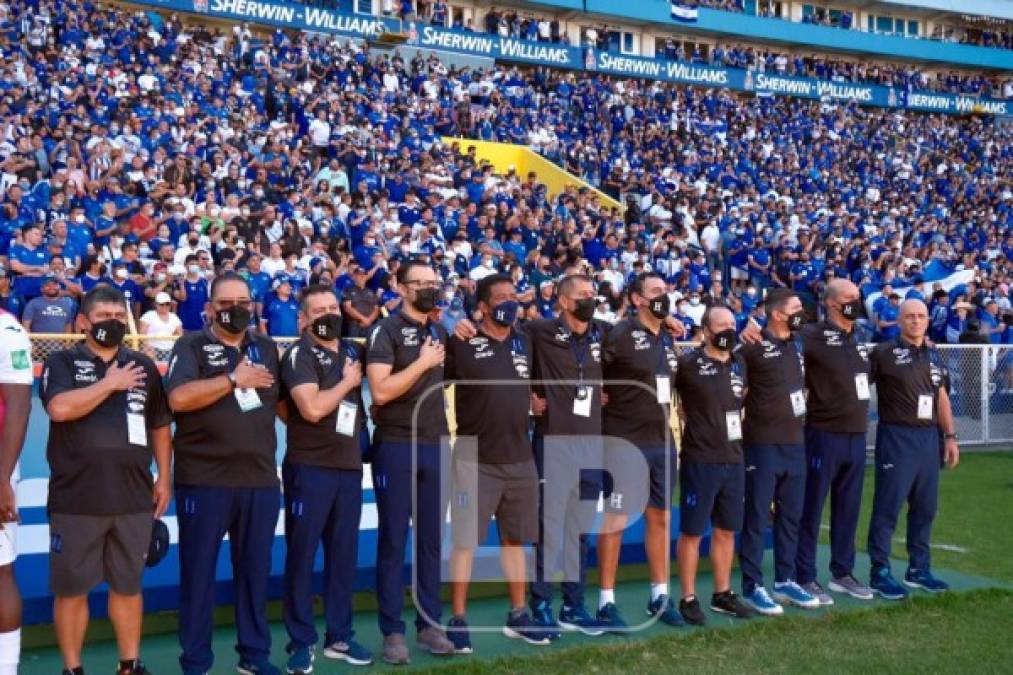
[[8, 268, 960, 675]]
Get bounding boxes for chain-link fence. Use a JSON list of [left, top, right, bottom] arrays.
[[23, 336, 1013, 448]]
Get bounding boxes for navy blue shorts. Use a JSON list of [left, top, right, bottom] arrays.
[[679, 461, 745, 536], [603, 444, 676, 515]]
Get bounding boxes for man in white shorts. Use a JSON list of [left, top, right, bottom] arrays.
[[0, 308, 34, 675]]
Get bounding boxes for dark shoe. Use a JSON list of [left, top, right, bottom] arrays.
[[679, 595, 707, 626], [709, 590, 756, 619], [647, 594, 685, 626]]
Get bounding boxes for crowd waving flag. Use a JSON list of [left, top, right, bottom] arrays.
[[671, 0, 700, 22]]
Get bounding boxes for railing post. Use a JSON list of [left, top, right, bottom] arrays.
[[980, 345, 991, 444]]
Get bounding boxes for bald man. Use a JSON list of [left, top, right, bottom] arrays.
[[866, 300, 959, 600], [674, 306, 755, 624], [742, 279, 874, 604]]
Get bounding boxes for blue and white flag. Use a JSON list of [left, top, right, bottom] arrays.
[[671, 1, 699, 22]]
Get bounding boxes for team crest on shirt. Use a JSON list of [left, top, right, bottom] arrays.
[[590, 341, 601, 363], [664, 347, 677, 372], [401, 327, 419, 347], [892, 347, 911, 365], [513, 352, 530, 379], [761, 340, 782, 358], [632, 330, 651, 351], [554, 326, 570, 343], [73, 360, 97, 383], [696, 357, 717, 376], [311, 346, 333, 367], [126, 386, 147, 414], [930, 364, 945, 387], [823, 330, 842, 347], [730, 372, 745, 399], [857, 344, 870, 362], [202, 343, 228, 367], [470, 337, 493, 359]]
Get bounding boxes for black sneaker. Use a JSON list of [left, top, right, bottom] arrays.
[[62, 669, 85, 675], [710, 590, 756, 619], [678, 596, 707, 626], [116, 661, 151, 675]]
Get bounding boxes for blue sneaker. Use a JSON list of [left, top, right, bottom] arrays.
[[528, 599, 562, 641], [447, 616, 473, 654], [870, 567, 909, 601], [772, 581, 821, 609], [904, 569, 950, 593], [284, 644, 314, 674], [743, 586, 784, 616], [646, 594, 685, 626], [237, 659, 281, 675], [558, 603, 605, 636], [596, 602, 628, 634], [322, 639, 373, 666], [503, 610, 552, 645]]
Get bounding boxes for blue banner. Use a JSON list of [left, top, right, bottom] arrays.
[[135, 0, 1010, 116]]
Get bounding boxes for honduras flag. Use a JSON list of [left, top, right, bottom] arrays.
[[671, 1, 699, 22]]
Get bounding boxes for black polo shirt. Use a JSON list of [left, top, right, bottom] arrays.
[[675, 347, 747, 464], [42, 343, 172, 516], [528, 317, 610, 437], [366, 311, 449, 444], [736, 328, 806, 445], [280, 333, 366, 470], [602, 317, 678, 448], [871, 337, 950, 428], [800, 320, 872, 433], [166, 327, 280, 487], [446, 327, 532, 463]]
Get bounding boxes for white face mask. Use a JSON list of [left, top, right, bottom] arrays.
[[187, 264, 200, 275], [689, 297, 700, 306]]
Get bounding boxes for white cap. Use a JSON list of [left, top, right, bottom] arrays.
[[155, 292, 172, 304]]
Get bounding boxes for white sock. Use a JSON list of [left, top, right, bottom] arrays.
[[0, 628, 20, 675], [599, 588, 615, 609], [651, 583, 668, 601]]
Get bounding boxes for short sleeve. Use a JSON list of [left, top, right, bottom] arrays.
[[280, 342, 320, 390], [165, 335, 202, 393], [366, 322, 395, 366], [40, 353, 75, 406], [145, 358, 174, 428], [0, 316, 34, 385]]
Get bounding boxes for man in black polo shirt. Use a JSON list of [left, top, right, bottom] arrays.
[[735, 288, 820, 616], [867, 299, 960, 600], [525, 273, 610, 638], [596, 272, 682, 631], [279, 285, 373, 672], [742, 278, 875, 605], [445, 274, 545, 652], [365, 260, 455, 664], [165, 273, 282, 675], [674, 306, 754, 625], [42, 285, 172, 675]]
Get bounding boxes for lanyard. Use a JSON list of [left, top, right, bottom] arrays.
[[656, 332, 672, 376], [427, 323, 440, 344], [245, 341, 261, 365], [510, 335, 526, 360], [565, 324, 597, 382]]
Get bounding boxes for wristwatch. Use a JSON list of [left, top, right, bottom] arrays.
[[227, 371, 238, 389], [944, 432, 958, 441]]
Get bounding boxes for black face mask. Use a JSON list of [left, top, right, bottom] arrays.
[[216, 305, 251, 335], [311, 313, 342, 341], [411, 287, 438, 314], [571, 297, 596, 322], [711, 328, 736, 352], [840, 299, 864, 320], [788, 310, 806, 332], [648, 294, 670, 320], [90, 319, 126, 348]]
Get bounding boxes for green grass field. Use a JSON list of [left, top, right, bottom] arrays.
[[410, 451, 1013, 675], [22, 451, 1013, 674]]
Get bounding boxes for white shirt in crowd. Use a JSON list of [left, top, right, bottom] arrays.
[[140, 310, 183, 351]]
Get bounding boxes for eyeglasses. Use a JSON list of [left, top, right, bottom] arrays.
[[404, 279, 439, 289], [157, 303, 171, 307], [215, 299, 252, 309]]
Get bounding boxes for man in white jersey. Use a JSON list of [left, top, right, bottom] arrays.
[[0, 309, 34, 675]]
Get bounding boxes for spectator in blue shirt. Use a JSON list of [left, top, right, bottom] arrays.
[[21, 276, 76, 333], [10, 224, 50, 302], [261, 278, 299, 337], [174, 255, 210, 331]]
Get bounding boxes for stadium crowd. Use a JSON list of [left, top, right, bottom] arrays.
[[0, 0, 1009, 352]]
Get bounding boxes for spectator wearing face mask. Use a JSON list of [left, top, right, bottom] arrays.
[[173, 255, 210, 331]]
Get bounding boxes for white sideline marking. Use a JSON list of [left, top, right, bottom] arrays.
[[819, 524, 968, 554]]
